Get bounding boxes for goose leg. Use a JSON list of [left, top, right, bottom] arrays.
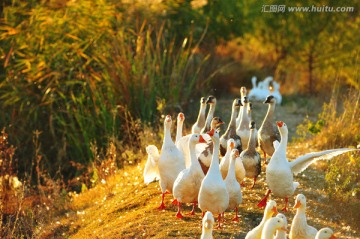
[[176, 202, 184, 219], [187, 202, 197, 215], [157, 192, 167, 210], [257, 189, 271, 208], [216, 214, 222, 229], [281, 197, 288, 212], [172, 198, 178, 205], [232, 207, 239, 222]]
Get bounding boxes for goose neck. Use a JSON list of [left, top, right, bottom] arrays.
[[247, 129, 256, 150], [208, 139, 220, 173], [264, 103, 275, 122], [227, 158, 236, 178], [176, 121, 183, 143], [163, 124, 173, 145]]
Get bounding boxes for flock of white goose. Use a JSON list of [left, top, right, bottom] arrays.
[[143, 80, 358, 239]]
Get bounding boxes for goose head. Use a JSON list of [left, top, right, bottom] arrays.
[[210, 117, 224, 130], [227, 138, 235, 151], [316, 228, 337, 239], [200, 97, 206, 105], [293, 193, 307, 209], [267, 217, 287, 232], [276, 213, 288, 229], [146, 145, 160, 160], [276, 121, 288, 137], [202, 211, 215, 230], [264, 95, 276, 104], [265, 199, 278, 216], [164, 115, 172, 128], [189, 133, 207, 144], [249, 120, 256, 130], [206, 95, 216, 105], [177, 112, 185, 123], [231, 148, 239, 160], [240, 86, 247, 97]]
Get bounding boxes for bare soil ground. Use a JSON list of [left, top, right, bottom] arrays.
[[39, 96, 360, 239]]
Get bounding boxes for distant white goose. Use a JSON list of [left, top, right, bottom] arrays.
[[240, 121, 261, 188], [274, 213, 288, 239], [257, 121, 359, 211], [157, 115, 185, 210], [201, 96, 217, 134], [220, 98, 242, 156], [192, 97, 207, 134], [271, 81, 282, 105], [258, 95, 281, 163], [201, 211, 215, 239], [198, 128, 229, 229], [289, 194, 318, 239], [262, 217, 287, 239], [236, 96, 251, 148], [245, 200, 278, 239], [143, 145, 160, 184], [219, 138, 235, 179], [173, 133, 206, 218], [175, 112, 185, 145], [248, 76, 272, 101], [315, 228, 337, 239], [224, 149, 242, 222]]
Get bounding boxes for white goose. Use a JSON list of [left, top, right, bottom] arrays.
[[143, 145, 160, 184], [274, 213, 288, 239], [172, 133, 206, 218], [236, 96, 251, 148], [201, 211, 215, 239], [240, 121, 261, 188], [262, 217, 287, 239], [157, 115, 185, 210], [198, 128, 229, 229], [224, 149, 242, 222], [289, 194, 317, 239], [219, 138, 235, 179], [315, 228, 337, 239], [192, 97, 207, 134], [236, 86, 247, 128], [220, 98, 242, 156], [258, 95, 281, 163], [257, 121, 358, 211], [245, 200, 278, 239], [200, 96, 217, 134], [271, 81, 282, 105], [248, 76, 261, 101], [175, 112, 185, 145]]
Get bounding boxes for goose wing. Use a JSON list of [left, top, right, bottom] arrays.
[[289, 148, 358, 175]]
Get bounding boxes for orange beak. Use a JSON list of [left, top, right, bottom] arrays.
[[280, 227, 289, 232], [179, 113, 184, 120], [207, 129, 215, 137], [272, 206, 278, 215], [276, 121, 284, 127], [294, 200, 301, 208], [230, 141, 235, 149], [199, 135, 206, 143], [329, 235, 337, 239]]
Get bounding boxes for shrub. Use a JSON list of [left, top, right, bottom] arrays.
[[296, 89, 360, 202], [0, 1, 209, 181]]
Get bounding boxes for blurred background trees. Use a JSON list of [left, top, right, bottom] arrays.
[[0, 0, 359, 187]]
